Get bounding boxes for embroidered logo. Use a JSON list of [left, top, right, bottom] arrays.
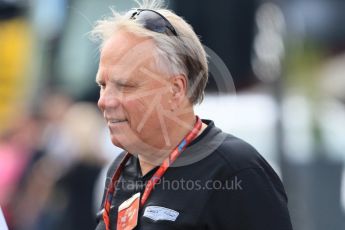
[[143, 206, 179, 222]]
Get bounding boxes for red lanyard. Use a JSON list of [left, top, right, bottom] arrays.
[[103, 116, 202, 230]]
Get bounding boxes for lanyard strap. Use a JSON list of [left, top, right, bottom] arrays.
[[103, 116, 202, 230], [103, 153, 131, 229]]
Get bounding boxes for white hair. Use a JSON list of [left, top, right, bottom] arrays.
[[90, 0, 208, 104]]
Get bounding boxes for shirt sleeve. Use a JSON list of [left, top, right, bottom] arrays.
[[202, 167, 293, 230], [0, 207, 8, 230]]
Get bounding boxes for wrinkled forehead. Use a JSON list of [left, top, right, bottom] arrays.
[[96, 31, 166, 82], [99, 30, 157, 67]]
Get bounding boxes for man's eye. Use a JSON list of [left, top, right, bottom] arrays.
[[117, 83, 135, 91]]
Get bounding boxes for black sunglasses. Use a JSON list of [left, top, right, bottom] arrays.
[[128, 9, 178, 36]]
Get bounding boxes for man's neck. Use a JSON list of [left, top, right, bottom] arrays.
[[138, 119, 207, 176]]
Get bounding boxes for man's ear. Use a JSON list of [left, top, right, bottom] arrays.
[[169, 74, 188, 110]]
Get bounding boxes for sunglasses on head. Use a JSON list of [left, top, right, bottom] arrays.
[[128, 9, 178, 36]]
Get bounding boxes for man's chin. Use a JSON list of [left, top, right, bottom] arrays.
[[110, 137, 124, 149], [110, 133, 138, 151]]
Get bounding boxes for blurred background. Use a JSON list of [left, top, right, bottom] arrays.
[[0, 0, 345, 229]]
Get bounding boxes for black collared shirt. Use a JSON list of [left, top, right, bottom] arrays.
[[95, 120, 293, 230]]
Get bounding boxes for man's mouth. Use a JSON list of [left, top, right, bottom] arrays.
[[108, 119, 127, 125]]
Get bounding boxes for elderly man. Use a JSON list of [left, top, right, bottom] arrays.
[[93, 1, 293, 229]]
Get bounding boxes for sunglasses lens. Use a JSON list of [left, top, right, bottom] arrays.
[[128, 9, 178, 36]]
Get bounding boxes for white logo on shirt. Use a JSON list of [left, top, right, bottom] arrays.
[[143, 206, 179, 222]]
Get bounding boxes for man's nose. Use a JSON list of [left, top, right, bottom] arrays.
[[98, 88, 121, 111]]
